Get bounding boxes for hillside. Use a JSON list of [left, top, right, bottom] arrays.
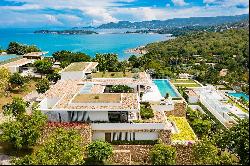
[[125, 19, 249, 36], [129, 29, 249, 93], [98, 14, 249, 29]]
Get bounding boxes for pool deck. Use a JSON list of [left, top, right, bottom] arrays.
[[142, 83, 163, 102]]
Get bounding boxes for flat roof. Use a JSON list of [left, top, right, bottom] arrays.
[[82, 72, 152, 87], [38, 79, 139, 111], [72, 94, 121, 103], [63, 62, 90, 72], [1, 58, 34, 67], [23, 52, 45, 57]]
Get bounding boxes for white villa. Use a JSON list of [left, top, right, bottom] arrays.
[[37, 62, 185, 143]]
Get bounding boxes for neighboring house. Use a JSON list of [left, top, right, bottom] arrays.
[[219, 69, 228, 77], [178, 73, 194, 79], [1, 58, 35, 73], [185, 89, 199, 104], [23, 52, 47, 60]]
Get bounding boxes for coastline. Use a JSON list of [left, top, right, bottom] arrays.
[[125, 46, 148, 55]]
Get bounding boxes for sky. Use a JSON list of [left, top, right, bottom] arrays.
[[0, 0, 249, 28]]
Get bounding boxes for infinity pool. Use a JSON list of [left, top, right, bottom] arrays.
[[153, 79, 179, 98], [0, 54, 17, 62], [228, 92, 249, 101]]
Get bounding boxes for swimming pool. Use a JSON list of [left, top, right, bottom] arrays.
[[153, 79, 179, 98], [228, 92, 249, 101], [0, 54, 17, 62]]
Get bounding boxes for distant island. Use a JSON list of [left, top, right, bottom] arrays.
[[34, 30, 98, 35]]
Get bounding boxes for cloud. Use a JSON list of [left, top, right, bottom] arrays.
[[0, 0, 248, 28], [203, 0, 249, 8], [172, 0, 188, 6]]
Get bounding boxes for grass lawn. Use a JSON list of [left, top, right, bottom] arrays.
[[64, 62, 89, 72], [173, 83, 201, 87], [227, 99, 248, 113], [171, 79, 196, 84], [168, 116, 197, 141], [0, 79, 38, 112], [73, 94, 121, 103], [92, 72, 134, 78]]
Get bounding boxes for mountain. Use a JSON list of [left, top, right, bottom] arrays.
[[125, 19, 249, 36], [98, 14, 249, 29]]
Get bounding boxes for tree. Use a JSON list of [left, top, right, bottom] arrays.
[[36, 78, 50, 94], [2, 97, 30, 117], [6, 42, 40, 55], [46, 72, 61, 83], [12, 128, 85, 165], [192, 138, 220, 165], [9, 73, 25, 90], [6, 42, 26, 55], [87, 141, 113, 163], [214, 118, 249, 165], [150, 144, 176, 165], [0, 67, 11, 95], [34, 59, 53, 76], [95, 53, 119, 72], [0, 109, 47, 149]]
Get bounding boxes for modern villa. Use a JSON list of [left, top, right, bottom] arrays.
[[37, 62, 191, 143]]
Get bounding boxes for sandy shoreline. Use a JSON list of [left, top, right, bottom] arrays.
[[125, 46, 148, 55]]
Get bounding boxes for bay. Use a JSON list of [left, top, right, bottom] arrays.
[[0, 28, 172, 60]]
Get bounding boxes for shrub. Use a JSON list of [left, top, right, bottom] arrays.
[[87, 141, 113, 163], [131, 68, 140, 73], [9, 72, 25, 89], [94, 95, 99, 99], [140, 107, 154, 119], [132, 73, 140, 79], [36, 78, 50, 94], [109, 85, 133, 93], [12, 128, 85, 165], [150, 144, 176, 165], [111, 73, 115, 76]]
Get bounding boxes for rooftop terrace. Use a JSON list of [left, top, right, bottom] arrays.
[[72, 93, 121, 103], [63, 62, 90, 72]]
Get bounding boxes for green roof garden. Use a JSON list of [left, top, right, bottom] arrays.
[[64, 62, 89, 72]]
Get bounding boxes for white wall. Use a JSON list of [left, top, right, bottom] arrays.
[[92, 131, 105, 141], [92, 131, 159, 141], [88, 111, 109, 121], [91, 123, 165, 131], [135, 132, 158, 140], [61, 71, 84, 80], [188, 96, 199, 103]]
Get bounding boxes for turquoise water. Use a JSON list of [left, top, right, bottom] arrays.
[[0, 54, 17, 62], [153, 79, 179, 98], [0, 28, 169, 60], [228, 92, 249, 101]]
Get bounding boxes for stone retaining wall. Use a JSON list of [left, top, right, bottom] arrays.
[[174, 144, 194, 165], [110, 143, 194, 165], [109, 150, 131, 165], [165, 101, 187, 117], [113, 145, 153, 164]]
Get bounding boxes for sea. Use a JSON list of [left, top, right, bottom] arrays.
[[0, 28, 172, 60]]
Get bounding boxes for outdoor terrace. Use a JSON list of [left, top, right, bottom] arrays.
[[55, 92, 139, 111], [72, 94, 121, 103], [83, 72, 152, 87]]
